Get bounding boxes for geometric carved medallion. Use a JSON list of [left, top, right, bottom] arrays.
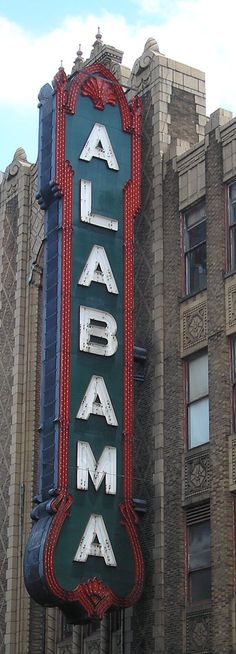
[[186, 610, 212, 654], [184, 450, 210, 502], [181, 293, 207, 357]]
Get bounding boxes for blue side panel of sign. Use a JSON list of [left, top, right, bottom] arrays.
[[36, 84, 62, 500], [39, 200, 61, 500], [24, 84, 63, 602], [37, 83, 54, 209]]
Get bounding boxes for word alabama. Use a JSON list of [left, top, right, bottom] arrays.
[[75, 122, 119, 567]]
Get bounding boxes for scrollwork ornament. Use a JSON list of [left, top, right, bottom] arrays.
[[4, 148, 29, 197], [5, 160, 20, 181], [130, 37, 160, 90]]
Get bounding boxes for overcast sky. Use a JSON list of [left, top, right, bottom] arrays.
[[0, 0, 235, 171]]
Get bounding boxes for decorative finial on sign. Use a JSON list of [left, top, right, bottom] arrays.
[[72, 44, 84, 73], [77, 44, 83, 60], [53, 60, 67, 89], [93, 27, 103, 50], [96, 27, 102, 42]]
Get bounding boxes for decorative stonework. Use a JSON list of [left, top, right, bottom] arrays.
[[78, 30, 129, 86], [3, 148, 31, 199], [229, 434, 236, 492], [221, 118, 236, 182], [184, 450, 210, 501], [180, 293, 207, 356], [29, 164, 44, 266], [112, 630, 121, 653], [0, 196, 18, 653], [130, 38, 161, 91], [44, 607, 57, 654], [186, 611, 212, 653], [84, 633, 100, 654], [56, 642, 72, 654], [225, 274, 236, 335]]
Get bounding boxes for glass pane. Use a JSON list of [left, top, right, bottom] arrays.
[[229, 183, 236, 224], [186, 243, 207, 294], [188, 398, 209, 448], [189, 522, 211, 569], [233, 384, 236, 433], [189, 354, 208, 402], [232, 339, 236, 381], [190, 568, 211, 602], [230, 225, 236, 269], [187, 220, 206, 249]]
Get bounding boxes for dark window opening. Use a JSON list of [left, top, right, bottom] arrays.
[[229, 181, 236, 271], [184, 203, 206, 294], [188, 520, 211, 603]]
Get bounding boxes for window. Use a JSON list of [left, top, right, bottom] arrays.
[[187, 353, 209, 448], [232, 337, 236, 431], [188, 520, 211, 602], [184, 203, 206, 294], [228, 181, 236, 270]]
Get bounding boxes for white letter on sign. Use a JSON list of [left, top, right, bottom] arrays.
[[76, 375, 118, 426], [77, 442, 116, 494], [74, 514, 117, 566], [80, 306, 118, 357], [81, 180, 118, 231], [78, 245, 118, 294], [79, 123, 119, 170]]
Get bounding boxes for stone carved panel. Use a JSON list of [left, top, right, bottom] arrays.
[[229, 434, 236, 492], [180, 293, 207, 357], [84, 633, 100, 654], [29, 164, 44, 266], [186, 610, 212, 653], [56, 642, 72, 654], [184, 450, 210, 502], [0, 197, 18, 653], [112, 630, 121, 653], [225, 274, 236, 335]]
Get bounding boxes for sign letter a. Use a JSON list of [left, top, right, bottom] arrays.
[[78, 245, 118, 294], [74, 514, 117, 566], [76, 375, 118, 426], [79, 123, 119, 170]]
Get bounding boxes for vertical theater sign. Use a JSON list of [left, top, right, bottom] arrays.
[[24, 62, 143, 620]]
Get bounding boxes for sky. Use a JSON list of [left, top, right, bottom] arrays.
[[0, 0, 235, 172]]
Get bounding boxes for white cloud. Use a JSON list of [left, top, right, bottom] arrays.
[[157, 0, 235, 115], [0, 1, 235, 118], [0, 13, 150, 106]]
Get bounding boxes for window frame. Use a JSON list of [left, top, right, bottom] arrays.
[[228, 180, 236, 272], [184, 202, 207, 295], [187, 518, 211, 604], [187, 352, 209, 449], [231, 336, 236, 432]]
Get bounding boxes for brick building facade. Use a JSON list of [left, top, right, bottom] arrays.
[[0, 32, 236, 654]]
